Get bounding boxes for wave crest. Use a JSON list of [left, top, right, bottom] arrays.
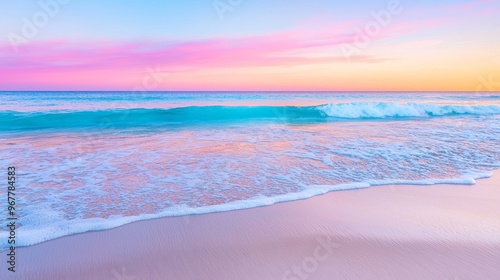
[[318, 102, 500, 118], [1, 102, 499, 131]]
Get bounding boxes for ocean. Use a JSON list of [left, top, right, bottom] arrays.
[[1, 91, 499, 249]]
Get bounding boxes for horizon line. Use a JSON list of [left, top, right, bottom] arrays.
[[2, 90, 499, 93]]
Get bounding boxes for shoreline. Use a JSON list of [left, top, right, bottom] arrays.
[[2, 170, 499, 279], [1, 169, 495, 251]]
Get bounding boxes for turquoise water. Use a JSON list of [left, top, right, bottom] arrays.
[[2, 103, 500, 131], [1, 91, 499, 249]]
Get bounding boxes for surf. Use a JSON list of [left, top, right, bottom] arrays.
[[2, 102, 500, 131]]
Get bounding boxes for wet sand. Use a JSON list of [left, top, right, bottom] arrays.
[[3, 170, 500, 280]]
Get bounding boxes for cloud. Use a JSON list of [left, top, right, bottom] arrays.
[[1, 15, 441, 70], [0, 14, 447, 90]]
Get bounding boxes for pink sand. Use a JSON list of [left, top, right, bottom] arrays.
[[3, 171, 500, 280]]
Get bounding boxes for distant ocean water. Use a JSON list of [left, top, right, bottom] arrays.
[[1, 91, 499, 249]]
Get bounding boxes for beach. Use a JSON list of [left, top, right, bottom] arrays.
[[3, 170, 499, 280], [2, 0, 500, 278]]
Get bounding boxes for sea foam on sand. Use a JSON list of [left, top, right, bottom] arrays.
[[2, 170, 499, 280]]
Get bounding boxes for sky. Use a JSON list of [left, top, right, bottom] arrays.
[[0, 0, 499, 91]]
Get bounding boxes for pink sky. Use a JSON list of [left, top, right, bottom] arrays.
[[1, 0, 499, 91]]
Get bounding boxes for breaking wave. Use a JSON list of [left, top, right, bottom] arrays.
[[2, 102, 500, 131]]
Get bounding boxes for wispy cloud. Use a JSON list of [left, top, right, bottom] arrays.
[[1, 15, 443, 70], [0, 6, 486, 91]]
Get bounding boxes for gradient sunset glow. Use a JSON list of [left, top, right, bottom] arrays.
[[1, 0, 499, 91]]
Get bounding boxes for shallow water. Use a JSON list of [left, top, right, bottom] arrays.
[[1, 91, 499, 249]]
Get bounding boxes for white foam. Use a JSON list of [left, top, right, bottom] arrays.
[[318, 102, 500, 118], [0, 170, 494, 251]]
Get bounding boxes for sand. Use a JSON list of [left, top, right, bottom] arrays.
[[2, 170, 499, 280]]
